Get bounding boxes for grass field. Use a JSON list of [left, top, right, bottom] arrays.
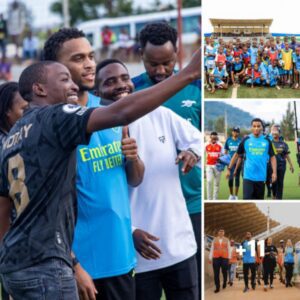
[[205, 141, 300, 200], [204, 85, 300, 99], [205, 86, 234, 98]]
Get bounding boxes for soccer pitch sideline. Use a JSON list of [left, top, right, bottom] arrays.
[[205, 85, 298, 99], [204, 141, 300, 200]]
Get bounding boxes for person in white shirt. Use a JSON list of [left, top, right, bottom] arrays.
[[95, 58, 201, 300], [22, 30, 39, 60]]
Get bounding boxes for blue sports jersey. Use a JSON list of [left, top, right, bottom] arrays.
[[268, 65, 279, 81], [250, 47, 258, 65], [232, 61, 243, 72], [259, 63, 268, 79], [133, 72, 201, 215], [293, 53, 300, 70], [206, 46, 216, 60], [242, 240, 256, 264], [224, 136, 241, 158], [237, 134, 275, 182], [213, 67, 228, 84], [73, 93, 136, 279]]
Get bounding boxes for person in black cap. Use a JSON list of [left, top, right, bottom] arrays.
[[224, 127, 242, 199]]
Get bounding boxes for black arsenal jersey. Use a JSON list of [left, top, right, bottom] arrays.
[[0, 103, 94, 273]]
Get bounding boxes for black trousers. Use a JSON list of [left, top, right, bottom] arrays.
[[263, 260, 276, 285], [228, 165, 241, 188], [93, 269, 135, 300], [135, 255, 198, 300], [243, 179, 265, 200], [272, 168, 286, 199], [243, 263, 256, 288], [212, 257, 229, 289], [284, 263, 294, 285], [190, 212, 201, 295]]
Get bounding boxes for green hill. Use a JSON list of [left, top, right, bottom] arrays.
[[205, 101, 254, 130]]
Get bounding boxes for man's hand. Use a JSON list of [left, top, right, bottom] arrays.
[[175, 150, 197, 174], [74, 264, 98, 300], [133, 229, 161, 260], [271, 172, 277, 183], [121, 126, 138, 162], [290, 165, 294, 173]]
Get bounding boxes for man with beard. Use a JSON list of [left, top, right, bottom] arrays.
[[132, 22, 201, 292]]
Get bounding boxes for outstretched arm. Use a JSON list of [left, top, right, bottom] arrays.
[[86, 49, 201, 133]]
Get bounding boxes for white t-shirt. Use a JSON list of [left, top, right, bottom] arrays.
[[129, 106, 201, 273]]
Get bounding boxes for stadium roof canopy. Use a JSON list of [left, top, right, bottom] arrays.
[[209, 19, 273, 36], [210, 19, 273, 27]]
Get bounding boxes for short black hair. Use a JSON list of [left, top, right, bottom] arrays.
[[43, 27, 85, 61], [95, 59, 128, 91], [210, 131, 218, 136], [251, 118, 263, 126], [139, 22, 177, 50], [0, 82, 19, 131], [96, 58, 128, 76], [19, 61, 56, 102]]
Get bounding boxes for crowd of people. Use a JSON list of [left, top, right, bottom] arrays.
[[205, 119, 295, 200], [209, 229, 300, 294], [0, 23, 201, 300], [204, 35, 300, 93]]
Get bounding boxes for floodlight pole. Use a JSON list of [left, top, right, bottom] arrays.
[[62, 0, 70, 27], [177, 0, 183, 70]]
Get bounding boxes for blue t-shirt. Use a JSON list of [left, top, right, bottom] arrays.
[[232, 61, 243, 72], [284, 247, 294, 264], [268, 65, 280, 81], [73, 93, 136, 279], [132, 72, 201, 215], [213, 67, 228, 84], [242, 240, 256, 264], [293, 53, 300, 70], [250, 47, 258, 65], [224, 136, 241, 158], [237, 134, 275, 182]]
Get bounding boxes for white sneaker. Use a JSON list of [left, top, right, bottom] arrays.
[[234, 195, 239, 200], [228, 195, 235, 200]]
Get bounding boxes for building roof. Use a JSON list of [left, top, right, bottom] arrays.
[[210, 19, 273, 27]]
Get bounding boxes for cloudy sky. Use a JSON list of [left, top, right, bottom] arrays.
[[257, 203, 300, 227], [203, 0, 300, 34]]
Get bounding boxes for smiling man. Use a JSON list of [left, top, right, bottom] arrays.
[[43, 29, 144, 300], [95, 58, 201, 300]]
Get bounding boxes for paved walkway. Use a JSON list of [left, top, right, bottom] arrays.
[[205, 278, 300, 300]]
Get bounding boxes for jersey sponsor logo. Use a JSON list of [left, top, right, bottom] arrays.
[[62, 104, 82, 114], [181, 100, 196, 108]]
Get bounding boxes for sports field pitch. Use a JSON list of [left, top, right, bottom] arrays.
[[204, 85, 300, 99], [204, 141, 300, 200]]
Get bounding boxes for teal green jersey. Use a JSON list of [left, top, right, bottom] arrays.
[[132, 72, 201, 214]]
